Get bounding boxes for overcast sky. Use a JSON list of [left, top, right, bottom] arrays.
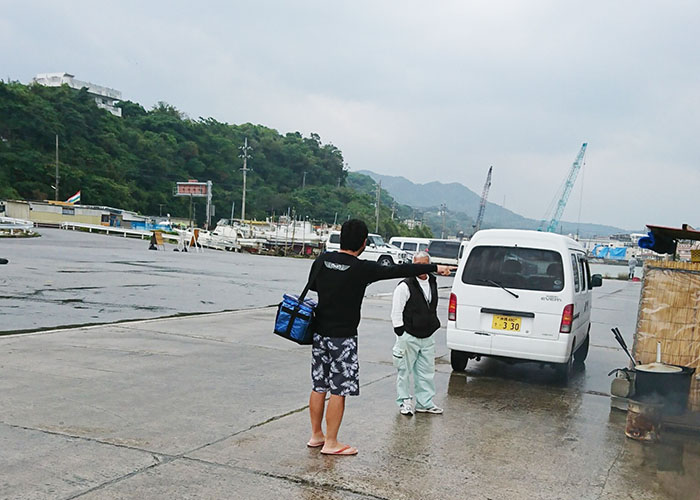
[[3, 1, 699, 230]]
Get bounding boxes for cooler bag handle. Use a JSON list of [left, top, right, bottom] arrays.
[[284, 256, 324, 337], [297, 255, 323, 303]]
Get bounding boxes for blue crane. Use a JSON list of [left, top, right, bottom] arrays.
[[542, 143, 587, 233], [473, 165, 492, 235]]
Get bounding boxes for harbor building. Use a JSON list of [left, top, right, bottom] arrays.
[[32, 73, 122, 117], [0, 200, 147, 228]]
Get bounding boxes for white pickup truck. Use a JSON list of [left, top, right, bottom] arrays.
[[325, 231, 407, 266]]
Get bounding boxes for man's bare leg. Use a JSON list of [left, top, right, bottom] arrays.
[[308, 390, 326, 446], [320, 394, 357, 454]]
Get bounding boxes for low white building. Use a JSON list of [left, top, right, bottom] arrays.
[[32, 72, 122, 117], [1, 200, 147, 228]]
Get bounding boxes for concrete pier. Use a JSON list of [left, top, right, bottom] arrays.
[[1, 229, 698, 499]]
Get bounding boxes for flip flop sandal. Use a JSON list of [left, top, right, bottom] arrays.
[[320, 445, 358, 456], [307, 440, 325, 448]]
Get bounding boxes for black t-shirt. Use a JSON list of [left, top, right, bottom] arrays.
[[309, 252, 437, 338]]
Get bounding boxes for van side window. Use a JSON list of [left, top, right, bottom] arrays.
[[584, 259, 592, 289], [403, 242, 417, 252], [579, 258, 587, 291], [571, 254, 580, 292]]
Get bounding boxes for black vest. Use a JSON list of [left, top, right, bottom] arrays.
[[401, 275, 440, 338]]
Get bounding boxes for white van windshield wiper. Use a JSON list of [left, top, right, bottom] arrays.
[[478, 279, 519, 299]]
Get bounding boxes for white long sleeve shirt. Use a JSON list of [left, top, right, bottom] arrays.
[[391, 278, 432, 328]]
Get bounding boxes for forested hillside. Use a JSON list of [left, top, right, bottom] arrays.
[[0, 81, 429, 238]]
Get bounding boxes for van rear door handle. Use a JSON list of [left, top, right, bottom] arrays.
[[480, 307, 535, 318]]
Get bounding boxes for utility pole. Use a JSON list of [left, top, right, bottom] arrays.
[[188, 195, 194, 228], [158, 204, 165, 217], [375, 181, 381, 233], [290, 208, 297, 254], [301, 215, 307, 256], [55, 134, 59, 201], [440, 203, 447, 239], [302, 171, 307, 189], [190, 195, 197, 229], [239, 137, 252, 222], [205, 180, 213, 230]]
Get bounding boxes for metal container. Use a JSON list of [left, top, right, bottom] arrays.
[[634, 362, 695, 416], [625, 400, 663, 442]]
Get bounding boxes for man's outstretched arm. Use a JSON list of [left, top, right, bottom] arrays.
[[363, 261, 454, 283]]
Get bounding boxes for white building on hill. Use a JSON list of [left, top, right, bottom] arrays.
[[32, 72, 122, 117]]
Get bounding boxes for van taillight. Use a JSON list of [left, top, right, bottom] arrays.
[[448, 293, 457, 321], [559, 304, 574, 333]]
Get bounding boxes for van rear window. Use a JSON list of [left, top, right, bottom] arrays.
[[462, 246, 564, 292], [329, 234, 340, 244], [428, 241, 460, 258]]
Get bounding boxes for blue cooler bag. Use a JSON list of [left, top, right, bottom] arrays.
[[273, 258, 322, 345], [274, 294, 317, 345]]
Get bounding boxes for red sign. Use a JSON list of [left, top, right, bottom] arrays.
[[175, 181, 208, 197]]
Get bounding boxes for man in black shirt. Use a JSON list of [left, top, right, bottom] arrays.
[[307, 219, 454, 455]]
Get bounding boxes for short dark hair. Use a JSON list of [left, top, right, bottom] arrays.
[[340, 219, 368, 251]]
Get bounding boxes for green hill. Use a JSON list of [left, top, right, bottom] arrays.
[[0, 80, 428, 238]]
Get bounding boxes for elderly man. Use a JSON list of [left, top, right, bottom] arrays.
[[391, 251, 443, 415]]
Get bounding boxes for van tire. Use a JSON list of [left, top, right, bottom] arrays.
[[555, 351, 574, 384], [451, 350, 469, 372], [574, 332, 590, 364], [378, 256, 393, 266]]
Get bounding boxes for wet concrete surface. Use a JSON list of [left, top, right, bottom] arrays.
[[2, 251, 699, 499], [0, 228, 410, 333]]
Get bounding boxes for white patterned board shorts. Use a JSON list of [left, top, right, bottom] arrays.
[[311, 333, 359, 396]]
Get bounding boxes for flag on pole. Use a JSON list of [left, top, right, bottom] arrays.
[[66, 190, 81, 204]]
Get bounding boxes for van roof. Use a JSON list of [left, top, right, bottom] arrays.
[[328, 231, 380, 237], [389, 236, 431, 242], [470, 229, 583, 252]]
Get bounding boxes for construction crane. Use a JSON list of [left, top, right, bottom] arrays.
[[473, 166, 492, 235], [541, 143, 587, 233]]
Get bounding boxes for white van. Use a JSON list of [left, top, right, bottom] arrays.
[[325, 231, 408, 266], [388, 237, 431, 256], [427, 239, 462, 266], [446, 229, 602, 382]]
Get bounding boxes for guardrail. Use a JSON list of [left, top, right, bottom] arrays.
[[0, 217, 35, 232], [60, 222, 179, 242]]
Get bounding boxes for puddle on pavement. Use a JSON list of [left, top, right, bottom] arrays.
[[622, 430, 700, 498]]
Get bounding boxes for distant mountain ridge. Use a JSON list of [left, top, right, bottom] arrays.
[[357, 170, 627, 238]]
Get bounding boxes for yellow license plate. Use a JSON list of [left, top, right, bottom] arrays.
[[491, 315, 522, 332]]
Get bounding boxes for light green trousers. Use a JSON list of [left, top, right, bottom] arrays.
[[392, 333, 436, 409]]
